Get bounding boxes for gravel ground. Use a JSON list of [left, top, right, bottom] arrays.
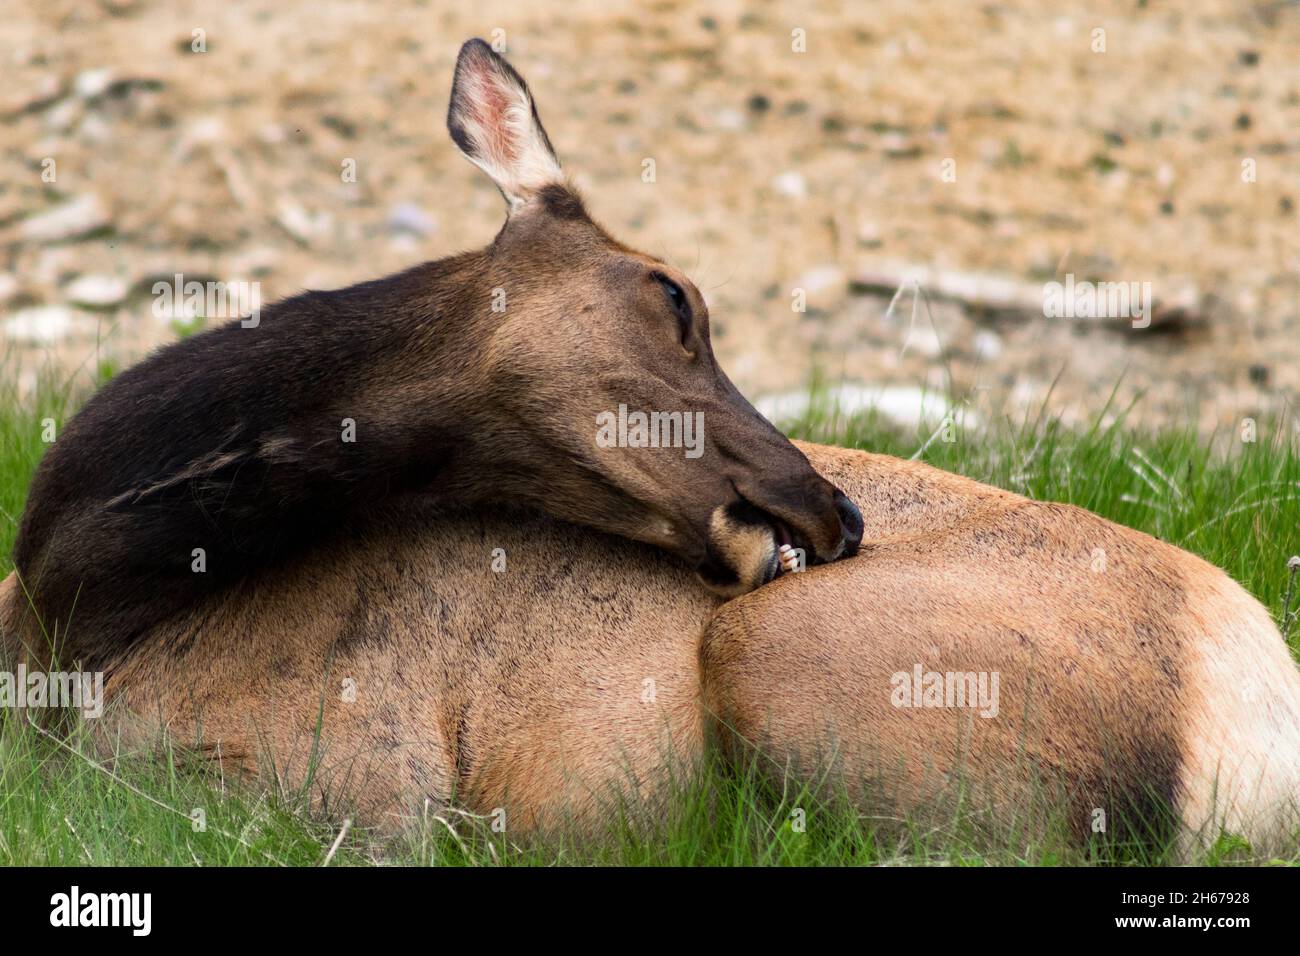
[[2, 0, 1298, 439]]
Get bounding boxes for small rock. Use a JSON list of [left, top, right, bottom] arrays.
[[972, 329, 1003, 361], [73, 68, 115, 100], [714, 108, 746, 131], [902, 324, 944, 359], [856, 220, 882, 248], [772, 171, 807, 199], [755, 383, 979, 431], [794, 265, 845, 299], [4, 305, 95, 344], [20, 194, 111, 243], [385, 202, 436, 238], [275, 200, 332, 245], [44, 97, 83, 132], [174, 116, 226, 159], [63, 273, 128, 308]]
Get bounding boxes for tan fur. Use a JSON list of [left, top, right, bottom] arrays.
[[3, 443, 1296, 848]]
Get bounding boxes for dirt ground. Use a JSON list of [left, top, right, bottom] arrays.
[[2, 0, 1298, 439]]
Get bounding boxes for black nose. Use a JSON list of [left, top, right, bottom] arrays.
[[833, 489, 864, 557]]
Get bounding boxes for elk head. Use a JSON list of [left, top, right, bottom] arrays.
[[441, 39, 863, 596]]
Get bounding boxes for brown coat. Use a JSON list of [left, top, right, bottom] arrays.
[[6, 442, 1296, 851]]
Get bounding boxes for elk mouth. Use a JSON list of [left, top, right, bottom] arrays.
[[764, 515, 805, 582], [696, 497, 813, 595], [770, 516, 794, 551], [737, 495, 809, 570], [750, 510, 818, 587]]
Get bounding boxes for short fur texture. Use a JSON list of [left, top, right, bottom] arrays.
[[9, 443, 1295, 852]]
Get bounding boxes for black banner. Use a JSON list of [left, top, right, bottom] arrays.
[[1, 865, 1284, 940]]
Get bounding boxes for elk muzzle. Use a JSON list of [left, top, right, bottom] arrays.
[[696, 474, 864, 597]]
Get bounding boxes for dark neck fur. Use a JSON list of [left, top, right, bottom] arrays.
[[11, 253, 487, 669]]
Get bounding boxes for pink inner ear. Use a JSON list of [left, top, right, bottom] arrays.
[[469, 69, 521, 166]]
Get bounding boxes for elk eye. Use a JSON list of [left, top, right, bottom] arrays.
[[652, 272, 692, 346]]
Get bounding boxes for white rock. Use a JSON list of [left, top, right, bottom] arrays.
[[713, 108, 746, 131], [794, 265, 845, 299], [4, 305, 96, 344], [20, 195, 110, 243], [901, 323, 944, 358], [755, 383, 980, 431], [772, 171, 807, 199], [275, 200, 332, 244], [173, 116, 226, 160], [1010, 380, 1039, 409], [972, 329, 1003, 361], [74, 68, 115, 99], [63, 273, 128, 308], [44, 98, 83, 132]]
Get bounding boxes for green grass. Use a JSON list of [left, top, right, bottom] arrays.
[[0, 365, 1297, 866]]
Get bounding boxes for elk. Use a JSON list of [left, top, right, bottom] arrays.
[[4, 441, 1296, 855], [7, 40, 860, 671], [4, 41, 1298, 856]]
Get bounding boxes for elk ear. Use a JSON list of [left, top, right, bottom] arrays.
[[447, 39, 563, 212]]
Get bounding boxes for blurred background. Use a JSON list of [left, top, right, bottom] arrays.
[[1, 0, 1298, 438]]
